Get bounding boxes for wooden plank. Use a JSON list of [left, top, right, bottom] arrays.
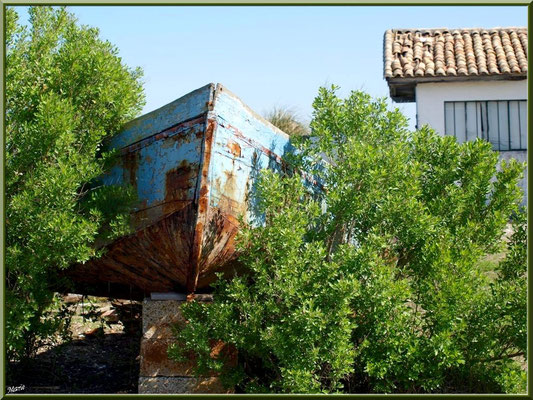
[[67, 83, 299, 295], [109, 83, 214, 149]]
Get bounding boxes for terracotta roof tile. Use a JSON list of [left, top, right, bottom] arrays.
[[384, 27, 527, 79]]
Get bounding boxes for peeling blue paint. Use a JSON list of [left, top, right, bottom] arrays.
[[70, 83, 300, 293]]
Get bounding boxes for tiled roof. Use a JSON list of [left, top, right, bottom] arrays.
[[384, 27, 528, 80]]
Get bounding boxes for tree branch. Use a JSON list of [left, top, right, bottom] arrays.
[[476, 351, 525, 363]]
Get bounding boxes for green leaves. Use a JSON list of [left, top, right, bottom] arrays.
[[6, 6, 144, 362], [172, 171, 359, 393], [173, 87, 525, 393]]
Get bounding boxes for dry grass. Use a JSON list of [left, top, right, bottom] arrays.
[[265, 107, 310, 136]]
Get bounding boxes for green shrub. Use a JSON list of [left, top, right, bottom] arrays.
[[6, 6, 144, 362], [171, 87, 525, 393]]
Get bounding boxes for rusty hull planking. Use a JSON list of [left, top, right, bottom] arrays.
[[193, 84, 295, 289], [68, 83, 294, 295]]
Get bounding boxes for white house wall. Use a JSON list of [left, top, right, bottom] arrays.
[[415, 80, 527, 133], [415, 80, 527, 206]]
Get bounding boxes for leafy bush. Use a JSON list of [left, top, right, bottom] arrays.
[[171, 88, 525, 393], [6, 6, 144, 362], [170, 172, 359, 393]]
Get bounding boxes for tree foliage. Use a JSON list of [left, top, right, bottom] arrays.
[[171, 86, 526, 393], [6, 6, 145, 361]]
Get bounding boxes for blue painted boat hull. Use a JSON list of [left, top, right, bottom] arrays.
[[68, 83, 294, 294]]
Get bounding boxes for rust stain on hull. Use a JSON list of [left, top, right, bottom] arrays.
[[220, 120, 323, 189], [123, 151, 138, 187], [66, 84, 303, 298], [69, 203, 197, 292], [197, 209, 240, 289], [187, 118, 216, 293], [163, 160, 194, 215], [227, 141, 241, 158]]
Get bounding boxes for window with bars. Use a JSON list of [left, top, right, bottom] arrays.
[[444, 100, 527, 151]]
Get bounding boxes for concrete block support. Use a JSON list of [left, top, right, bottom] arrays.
[[138, 295, 232, 394]]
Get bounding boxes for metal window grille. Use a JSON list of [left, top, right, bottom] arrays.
[[444, 100, 527, 151]]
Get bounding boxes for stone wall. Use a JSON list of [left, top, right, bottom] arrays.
[[138, 296, 232, 394]]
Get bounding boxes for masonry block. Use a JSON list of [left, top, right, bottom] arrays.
[[138, 297, 234, 394], [139, 376, 231, 394]]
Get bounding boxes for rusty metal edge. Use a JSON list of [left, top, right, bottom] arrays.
[[186, 87, 218, 294]]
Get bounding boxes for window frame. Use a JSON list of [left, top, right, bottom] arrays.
[[443, 99, 527, 151]]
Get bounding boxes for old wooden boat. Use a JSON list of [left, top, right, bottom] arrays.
[[67, 83, 295, 297]]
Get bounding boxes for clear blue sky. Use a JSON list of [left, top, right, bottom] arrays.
[[14, 5, 527, 130]]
